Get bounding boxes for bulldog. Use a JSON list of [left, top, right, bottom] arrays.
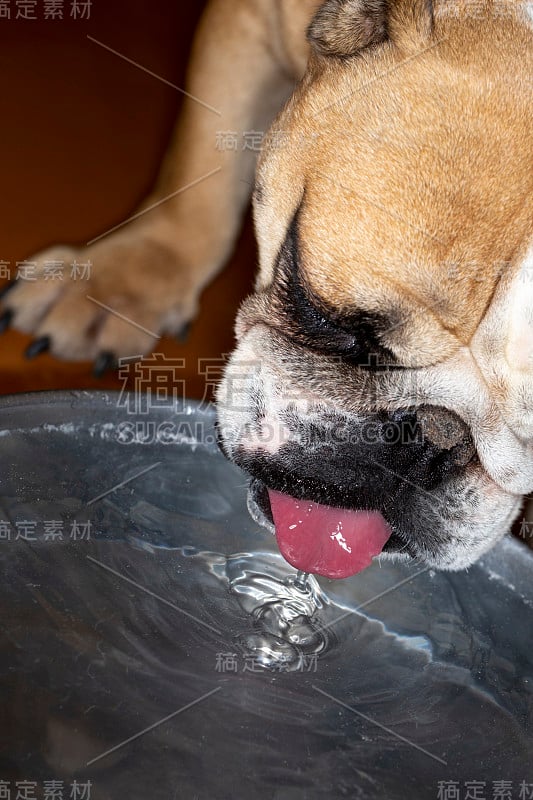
[[2, 0, 532, 575]]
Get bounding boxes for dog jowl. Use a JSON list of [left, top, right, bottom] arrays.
[[217, 0, 533, 575]]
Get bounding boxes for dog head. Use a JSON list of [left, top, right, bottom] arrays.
[[216, 0, 533, 576]]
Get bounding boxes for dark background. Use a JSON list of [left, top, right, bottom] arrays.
[[0, 0, 254, 398]]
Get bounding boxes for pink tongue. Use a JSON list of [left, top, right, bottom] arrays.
[[268, 489, 391, 580]]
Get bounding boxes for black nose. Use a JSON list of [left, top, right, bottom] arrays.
[[416, 405, 476, 469], [230, 405, 476, 513]]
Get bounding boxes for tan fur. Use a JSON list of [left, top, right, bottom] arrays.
[[256, 2, 533, 366]]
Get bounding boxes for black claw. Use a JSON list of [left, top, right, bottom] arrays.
[[93, 351, 117, 378], [0, 309, 13, 334], [176, 323, 191, 343], [0, 280, 17, 301], [25, 336, 51, 360]]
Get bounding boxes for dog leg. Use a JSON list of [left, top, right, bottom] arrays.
[[2, 0, 296, 363]]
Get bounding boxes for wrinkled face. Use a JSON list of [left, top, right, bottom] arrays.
[[217, 0, 533, 572]]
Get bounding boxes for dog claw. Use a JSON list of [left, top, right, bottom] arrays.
[[0, 281, 16, 301], [25, 336, 51, 359], [176, 323, 191, 343], [0, 309, 13, 334], [93, 351, 117, 378]]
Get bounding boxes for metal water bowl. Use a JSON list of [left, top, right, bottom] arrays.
[[0, 391, 531, 798]]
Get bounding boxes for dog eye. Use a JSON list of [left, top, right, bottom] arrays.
[[271, 204, 401, 368], [275, 274, 399, 367]]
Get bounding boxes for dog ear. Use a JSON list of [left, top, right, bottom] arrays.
[[308, 0, 433, 58], [308, 0, 388, 57]]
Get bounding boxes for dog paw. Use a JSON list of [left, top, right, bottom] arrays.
[[0, 234, 199, 370]]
